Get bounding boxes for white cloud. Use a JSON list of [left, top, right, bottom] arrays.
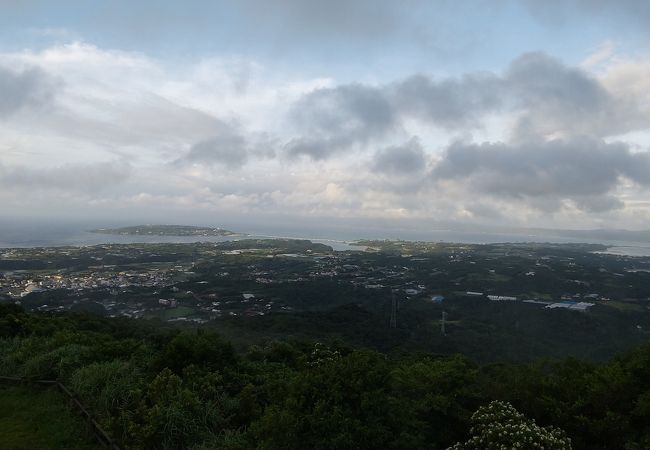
[[581, 40, 617, 69], [2, 40, 650, 230]]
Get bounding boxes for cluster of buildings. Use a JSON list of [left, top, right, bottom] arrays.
[[5, 240, 639, 323], [462, 291, 599, 311], [0, 269, 174, 300]]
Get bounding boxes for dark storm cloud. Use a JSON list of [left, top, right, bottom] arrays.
[[507, 53, 606, 107], [286, 83, 396, 159], [291, 84, 396, 138], [0, 161, 130, 192], [178, 124, 277, 169], [283, 136, 354, 160], [432, 137, 650, 212], [284, 73, 502, 159], [505, 52, 621, 138], [0, 65, 58, 117], [286, 52, 643, 160], [391, 73, 504, 129], [183, 134, 249, 169], [373, 138, 427, 175]]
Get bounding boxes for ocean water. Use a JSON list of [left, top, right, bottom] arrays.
[[1, 221, 650, 256], [0, 221, 360, 251], [593, 246, 650, 257]]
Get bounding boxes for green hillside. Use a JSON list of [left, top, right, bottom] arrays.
[[0, 304, 648, 449]]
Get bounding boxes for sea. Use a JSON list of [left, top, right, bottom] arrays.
[[1, 221, 650, 256]]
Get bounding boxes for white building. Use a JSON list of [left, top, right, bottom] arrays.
[[488, 295, 517, 301]]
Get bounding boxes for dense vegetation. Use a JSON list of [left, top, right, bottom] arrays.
[[213, 295, 648, 363], [0, 385, 102, 449], [1, 304, 648, 450]]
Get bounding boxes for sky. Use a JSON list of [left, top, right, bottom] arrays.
[[1, 0, 650, 231]]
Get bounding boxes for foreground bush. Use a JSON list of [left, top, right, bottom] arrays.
[[449, 401, 571, 449]]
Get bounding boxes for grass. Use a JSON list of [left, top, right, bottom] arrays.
[[156, 305, 197, 320], [603, 301, 645, 312], [466, 272, 512, 283], [0, 385, 102, 450]]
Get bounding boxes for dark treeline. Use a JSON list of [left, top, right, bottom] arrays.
[[0, 304, 648, 449]]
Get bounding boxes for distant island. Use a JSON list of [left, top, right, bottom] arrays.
[[91, 225, 239, 237]]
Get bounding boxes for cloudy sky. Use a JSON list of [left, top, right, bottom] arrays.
[[1, 1, 650, 231]]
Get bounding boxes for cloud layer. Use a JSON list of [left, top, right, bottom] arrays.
[[1, 40, 650, 229]]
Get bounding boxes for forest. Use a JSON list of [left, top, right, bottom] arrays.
[[1, 304, 648, 450]]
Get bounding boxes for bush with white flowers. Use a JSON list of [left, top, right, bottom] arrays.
[[448, 400, 572, 450], [306, 342, 341, 367]]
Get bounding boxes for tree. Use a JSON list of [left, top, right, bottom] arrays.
[[159, 330, 236, 374]]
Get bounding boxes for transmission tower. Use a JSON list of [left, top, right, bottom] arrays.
[[440, 310, 448, 336]]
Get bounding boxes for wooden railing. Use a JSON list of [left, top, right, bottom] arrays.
[[0, 375, 120, 450]]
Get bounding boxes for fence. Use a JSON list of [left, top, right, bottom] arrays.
[[0, 375, 120, 450]]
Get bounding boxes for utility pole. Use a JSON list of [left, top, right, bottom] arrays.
[[440, 310, 447, 336]]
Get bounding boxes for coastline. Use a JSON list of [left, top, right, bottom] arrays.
[[2, 224, 650, 256]]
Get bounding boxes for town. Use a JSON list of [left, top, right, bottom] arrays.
[[2, 240, 649, 342]]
